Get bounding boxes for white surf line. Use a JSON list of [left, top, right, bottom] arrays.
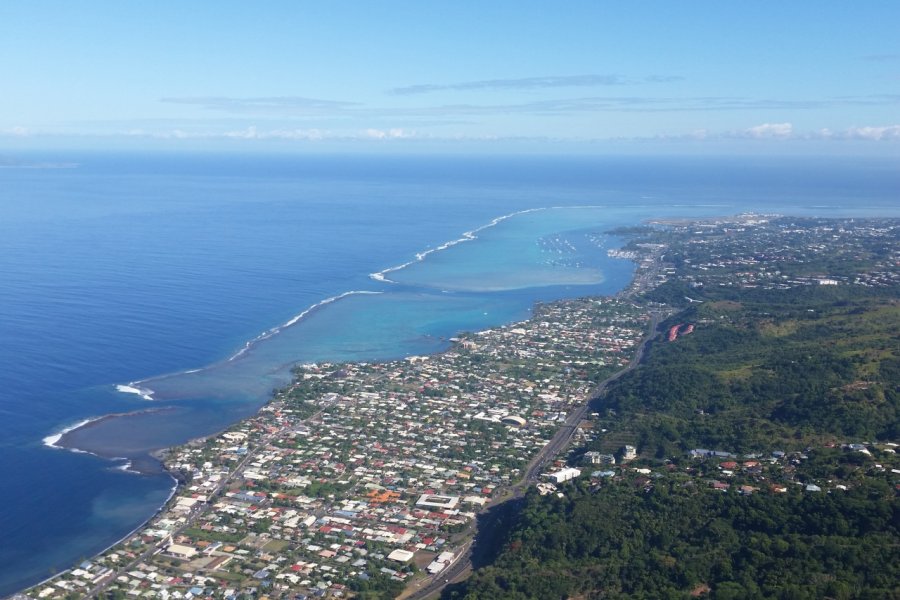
[[116, 384, 155, 401], [112, 459, 138, 474], [43, 419, 132, 461], [126, 206, 621, 398], [42, 416, 103, 449], [228, 290, 383, 361], [127, 290, 384, 391], [369, 207, 550, 283], [368, 204, 627, 284]]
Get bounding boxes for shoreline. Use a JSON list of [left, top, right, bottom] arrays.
[[18, 474, 181, 599], [369, 206, 547, 283], [50, 407, 179, 469], [25, 209, 648, 598], [47, 206, 578, 456], [32, 288, 649, 598], [49, 205, 628, 459], [22, 437, 194, 597]]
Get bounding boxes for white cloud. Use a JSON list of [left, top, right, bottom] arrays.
[[761, 124, 900, 141], [364, 128, 414, 140], [120, 126, 416, 142], [11, 121, 900, 147], [842, 125, 900, 140], [0, 126, 31, 137], [744, 122, 793, 138], [639, 123, 900, 144], [388, 74, 684, 95]]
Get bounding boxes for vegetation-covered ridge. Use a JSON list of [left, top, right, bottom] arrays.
[[455, 215, 900, 600], [599, 295, 900, 456]]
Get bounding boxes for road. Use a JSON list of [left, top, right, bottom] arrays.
[[84, 407, 325, 598], [83, 295, 666, 599], [520, 308, 662, 488], [405, 309, 663, 600]]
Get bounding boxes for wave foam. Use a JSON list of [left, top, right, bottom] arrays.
[[116, 384, 154, 401], [113, 459, 138, 474], [126, 207, 618, 395], [42, 417, 102, 449], [369, 207, 549, 283], [229, 290, 383, 361]]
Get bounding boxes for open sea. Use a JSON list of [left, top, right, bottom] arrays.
[[0, 152, 898, 595]]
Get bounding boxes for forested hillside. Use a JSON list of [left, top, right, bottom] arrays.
[[457, 477, 897, 599], [598, 292, 900, 457], [452, 217, 900, 600]]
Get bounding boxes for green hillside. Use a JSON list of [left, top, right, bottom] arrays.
[[451, 217, 900, 600], [602, 294, 900, 457]]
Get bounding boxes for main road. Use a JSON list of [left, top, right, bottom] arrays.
[[405, 308, 664, 600]]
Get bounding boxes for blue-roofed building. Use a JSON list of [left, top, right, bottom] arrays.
[[591, 470, 616, 478]]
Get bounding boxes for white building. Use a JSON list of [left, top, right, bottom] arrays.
[[545, 467, 581, 484], [583, 451, 615, 465], [388, 549, 415, 562], [166, 543, 198, 559], [416, 494, 460, 509]]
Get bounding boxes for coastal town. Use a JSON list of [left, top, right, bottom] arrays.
[[22, 214, 900, 600], [26, 285, 657, 600], [8, 4, 900, 598]]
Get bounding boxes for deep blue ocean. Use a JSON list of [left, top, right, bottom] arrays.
[[0, 152, 898, 595]]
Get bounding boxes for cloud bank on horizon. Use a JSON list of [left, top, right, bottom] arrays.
[[387, 74, 685, 95], [1, 2, 898, 153]]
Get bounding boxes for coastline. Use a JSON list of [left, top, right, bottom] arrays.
[[32, 295, 647, 597], [6, 148, 899, 600], [23, 211, 900, 598], [20, 437, 196, 597], [50, 205, 629, 459], [50, 406, 178, 465], [16, 475, 181, 600], [370, 207, 546, 283], [25, 209, 647, 598]]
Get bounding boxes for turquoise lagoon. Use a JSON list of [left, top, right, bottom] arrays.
[[61, 206, 636, 461]]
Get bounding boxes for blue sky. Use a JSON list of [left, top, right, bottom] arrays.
[[2, 1, 899, 154]]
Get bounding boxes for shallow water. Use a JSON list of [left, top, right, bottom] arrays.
[[60, 207, 637, 461]]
